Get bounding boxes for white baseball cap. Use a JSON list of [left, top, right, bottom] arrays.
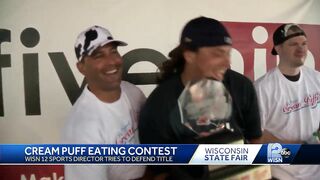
[[74, 25, 127, 61]]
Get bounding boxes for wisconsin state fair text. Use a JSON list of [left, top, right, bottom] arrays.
[[24, 146, 178, 156]]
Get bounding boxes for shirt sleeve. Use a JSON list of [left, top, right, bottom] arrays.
[[242, 80, 263, 140], [138, 88, 175, 175], [138, 92, 173, 144]]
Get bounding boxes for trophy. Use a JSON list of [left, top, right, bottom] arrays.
[[178, 79, 241, 143]]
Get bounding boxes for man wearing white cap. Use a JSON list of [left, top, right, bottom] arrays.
[[62, 26, 146, 180]]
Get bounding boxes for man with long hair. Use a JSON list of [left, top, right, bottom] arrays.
[[139, 16, 262, 179]]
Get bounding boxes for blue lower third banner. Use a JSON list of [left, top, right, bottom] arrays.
[[0, 144, 319, 164]]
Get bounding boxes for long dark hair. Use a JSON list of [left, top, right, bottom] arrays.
[[157, 44, 197, 83]]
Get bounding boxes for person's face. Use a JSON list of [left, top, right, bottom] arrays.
[[77, 43, 123, 92], [185, 45, 231, 81], [276, 35, 308, 68]]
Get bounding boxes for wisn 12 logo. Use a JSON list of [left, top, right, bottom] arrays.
[[267, 143, 291, 163]]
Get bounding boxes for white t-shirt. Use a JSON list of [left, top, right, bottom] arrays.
[[255, 66, 320, 180], [62, 81, 146, 180]]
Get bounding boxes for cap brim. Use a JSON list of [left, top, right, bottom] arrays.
[[102, 40, 127, 47], [271, 47, 277, 55], [86, 40, 128, 58]]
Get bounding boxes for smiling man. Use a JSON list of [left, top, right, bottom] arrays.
[[255, 23, 320, 179], [62, 26, 146, 180], [139, 16, 262, 179]]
